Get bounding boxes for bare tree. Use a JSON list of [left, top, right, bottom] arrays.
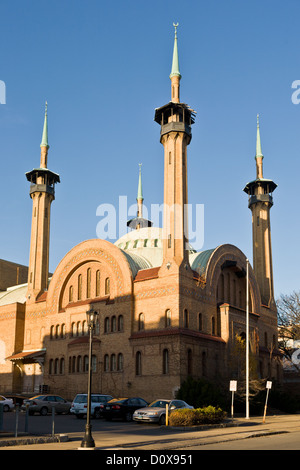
[[277, 291, 300, 373]]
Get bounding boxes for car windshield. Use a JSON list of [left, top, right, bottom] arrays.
[[148, 400, 169, 408], [74, 395, 87, 403]]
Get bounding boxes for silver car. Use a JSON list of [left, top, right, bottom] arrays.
[[0, 395, 14, 412], [21, 395, 71, 416], [133, 399, 193, 425]]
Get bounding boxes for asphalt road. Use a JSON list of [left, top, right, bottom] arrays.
[[1, 411, 300, 452]]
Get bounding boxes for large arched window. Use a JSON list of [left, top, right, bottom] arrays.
[[105, 277, 110, 295], [86, 268, 91, 298], [110, 354, 116, 371], [78, 274, 82, 300], [96, 270, 100, 297], [111, 316, 116, 332]]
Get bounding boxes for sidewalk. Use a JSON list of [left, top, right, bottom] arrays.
[[1, 414, 298, 450]]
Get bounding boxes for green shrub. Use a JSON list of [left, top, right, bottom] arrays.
[[175, 377, 227, 409], [169, 406, 227, 427]]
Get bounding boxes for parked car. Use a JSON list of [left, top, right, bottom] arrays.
[[70, 393, 113, 419], [133, 399, 194, 425], [0, 395, 14, 412], [21, 395, 71, 416], [103, 397, 148, 422]]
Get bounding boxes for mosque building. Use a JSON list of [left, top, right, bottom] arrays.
[[0, 26, 281, 402]]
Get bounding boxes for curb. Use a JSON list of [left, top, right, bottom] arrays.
[[0, 434, 69, 448]]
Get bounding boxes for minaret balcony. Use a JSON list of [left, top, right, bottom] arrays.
[[248, 193, 273, 208], [160, 121, 192, 138], [29, 183, 55, 197]]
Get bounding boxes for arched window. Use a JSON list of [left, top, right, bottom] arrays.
[[61, 324, 66, 339], [136, 351, 142, 375], [69, 285, 73, 302], [163, 349, 169, 374], [72, 356, 76, 373], [49, 359, 54, 374], [104, 354, 109, 372], [104, 317, 109, 333], [82, 320, 88, 335], [86, 268, 91, 298], [110, 354, 116, 371], [96, 270, 100, 297], [212, 316, 216, 335], [198, 313, 203, 331], [78, 274, 82, 300], [117, 353, 123, 371], [60, 358, 65, 375], [105, 277, 110, 295], [55, 324, 60, 339], [50, 325, 55, 340], [184, 309, 189, 328], [118, 315, 124, 331], [165, 309, 171, 327], [77, 356, 82, 373], [111, 316, 116, 332], [77, 321, 82, 336], [138, 313, 144, 331], [55, 358, 59, 374], [71, 322, 76, 337]]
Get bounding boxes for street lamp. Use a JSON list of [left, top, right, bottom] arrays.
[[80, 306, 98, 449], [246, 259, 250, 419]]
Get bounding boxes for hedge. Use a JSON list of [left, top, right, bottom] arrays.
[[168, 406, 227, 427]]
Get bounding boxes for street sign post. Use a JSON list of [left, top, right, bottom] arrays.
[[262, 381, 272, 423], [230, 380, 237, 420]]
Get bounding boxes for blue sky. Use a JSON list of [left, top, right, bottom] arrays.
[[0, 0, 299, 298]]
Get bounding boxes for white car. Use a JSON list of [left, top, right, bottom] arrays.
[[133, 399, 193, 425], [70, 393, 113, 419], [0, 395, 14, 412]]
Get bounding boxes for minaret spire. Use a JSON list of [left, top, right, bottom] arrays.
[[170, 23, 181, 103], [40, 101, 49, 169], [137, 163, 143, 218], [256, 114, 263, 179]]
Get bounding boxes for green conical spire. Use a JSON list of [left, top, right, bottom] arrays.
[[170, 23, 181, 79], [256, 114, 263, 159], [40, 101, 49, 149], [137, 163, 143, 201]]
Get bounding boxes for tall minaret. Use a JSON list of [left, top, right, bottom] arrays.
[[25, 103, 60, 302], [154, 24, 196, 269], [243, 115, 277, 306]]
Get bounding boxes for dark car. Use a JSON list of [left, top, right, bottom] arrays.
[[103, 397, 148, 422]]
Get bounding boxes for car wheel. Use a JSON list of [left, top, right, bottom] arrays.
[[40, 407, 48, 416], [124, 412, 132, 422], [3, 405, 9, 412], [94, 408, 101, 419], [159, 414, 166, 425]]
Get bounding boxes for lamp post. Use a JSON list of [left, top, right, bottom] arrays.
[[246, 259, 250, 419], [80, 306, 98, 449]]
